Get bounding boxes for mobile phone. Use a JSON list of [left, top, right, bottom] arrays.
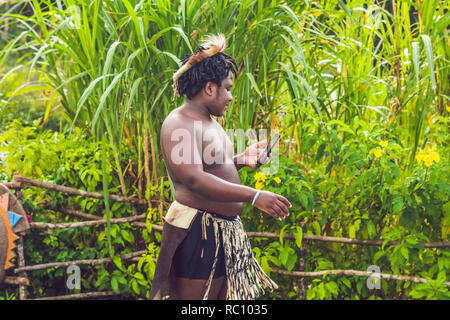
[[258, 133, 281, 164]]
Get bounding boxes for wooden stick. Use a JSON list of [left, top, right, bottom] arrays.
[[50, 207, 101, 220], [15, 187, 28, 300], [9, 176, 450, 249], [130, 221, 163, 232], [32, 291, 118, 300], [1, 182, 23, 189], [3, 276, 30, 286], [246, 232, 450, 248], [30, 214, 146, 229], [39, 205, 163, 232], [13, 174, 148, 205], [14, 250, 146, 273], [270, 268, 450, 286], [30, 217, 449, 249], [297, 227, 306, 300]]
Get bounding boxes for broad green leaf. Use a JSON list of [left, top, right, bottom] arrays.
[[111, 277, 119, 293], [294, 226, 303, 248]]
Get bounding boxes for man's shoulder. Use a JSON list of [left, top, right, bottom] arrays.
[[161, 107, 196, 133], [162, 108, 182, 126]]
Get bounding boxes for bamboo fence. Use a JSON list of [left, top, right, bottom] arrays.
[[2, 174, 449, 300]]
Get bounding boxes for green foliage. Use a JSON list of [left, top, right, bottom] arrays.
[[240, 114, 449, 300], [0, 0, 449, 300], [409, 271, 450, 300], [0, 0, 313, 196], [0, 288, 17, 300], [0, 121, 160, 299]]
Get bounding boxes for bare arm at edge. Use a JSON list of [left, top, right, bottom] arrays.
[[161, 115, 257, 203], [161, 114, 291, 220]]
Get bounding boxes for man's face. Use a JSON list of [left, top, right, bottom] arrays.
[[207, 71, 233, 117]]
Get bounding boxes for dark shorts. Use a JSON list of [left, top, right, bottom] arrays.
[[173, 210, 236, 280]]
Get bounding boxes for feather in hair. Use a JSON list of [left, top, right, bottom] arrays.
[[173, 34, 227, 97]]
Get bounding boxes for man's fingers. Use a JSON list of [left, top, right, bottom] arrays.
[[271, 202, 289, 220], [250, 139, 266, 149], [276, 200, 289, 217], [270, 207, 283, 220], [278, 195, 292, 208], [257, 139, 267, 146], [257, 191, 291, 220], [276, 202, 289, 220], [257, 140, 267, 151]]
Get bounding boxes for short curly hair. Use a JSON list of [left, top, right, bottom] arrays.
[[176, 51, 238, 99]]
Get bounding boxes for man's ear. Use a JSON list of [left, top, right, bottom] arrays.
[[204, 81, 216, 97]]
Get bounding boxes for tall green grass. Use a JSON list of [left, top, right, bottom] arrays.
[[279, 0, 448, 173], [0, 0, 447, 196]]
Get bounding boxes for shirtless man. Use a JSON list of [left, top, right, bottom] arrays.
[[149, 35, 291, 300]]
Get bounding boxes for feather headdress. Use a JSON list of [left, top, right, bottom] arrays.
[[173, 34, 227, 97]]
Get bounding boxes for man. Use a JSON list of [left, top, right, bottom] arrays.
[[149, 34, 291, 300]]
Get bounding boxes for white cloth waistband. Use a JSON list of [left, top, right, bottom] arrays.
[[163, 201, 198, 229]]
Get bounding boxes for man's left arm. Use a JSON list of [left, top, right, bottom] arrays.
[[233, 140, 268, 171], [233, 153, 246, 171]]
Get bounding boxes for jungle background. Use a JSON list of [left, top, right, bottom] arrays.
[[0, 0, 449, 300]]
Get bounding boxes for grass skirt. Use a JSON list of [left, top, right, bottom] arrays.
[[201, 212, 278, 300]]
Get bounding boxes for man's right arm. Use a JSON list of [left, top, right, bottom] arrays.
[[161, 117, 291, 220], [161, 116, 257, 203]]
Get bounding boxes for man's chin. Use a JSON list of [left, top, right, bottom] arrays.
[[211, 110, 226, 117]]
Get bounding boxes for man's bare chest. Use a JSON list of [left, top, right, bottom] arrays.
[[197, 122, 233, 167]]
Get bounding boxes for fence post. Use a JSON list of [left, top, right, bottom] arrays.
[[16, 236, 27, 300], [298, 245, 306, 300], [14, 186, 27, 300], [298, 225, 306, 300]]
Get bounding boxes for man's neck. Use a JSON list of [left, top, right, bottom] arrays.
[[182, 99, 212, 121]]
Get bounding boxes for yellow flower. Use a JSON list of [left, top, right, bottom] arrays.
[[447, 105, 450, 112], [424, 157, 434, 167], [424, 152, 440, 167], [373, 148, 383, 158], [254, 172, 267, 182], [255, 182, 264, 190], [274, 177, 281, 184], [434, 152, 440, 162], [416, 152, 425, 163], [379, 140, 388, 147], [416, 146, 440, 167]]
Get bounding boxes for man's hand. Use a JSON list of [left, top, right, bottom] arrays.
[[242, 139, 269, 169], [253, 190, 291, 220]]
